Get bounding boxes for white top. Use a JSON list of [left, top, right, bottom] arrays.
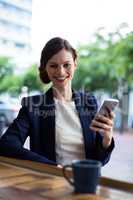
[[54, 98, 85, 166]]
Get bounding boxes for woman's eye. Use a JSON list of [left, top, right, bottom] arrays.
[[64, 63, 71, 68], [50, 64, 58, 68]]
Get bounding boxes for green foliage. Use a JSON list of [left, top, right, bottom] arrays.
[[73, 25, 133, 94], [21, 64, 52, 93], [111, 32, 133, 87], [0, 75, 23, 96], [0, 56, 17, 94], [22, 64, 44, 91], [0, 58, 50, 95], [0, 56, 13, 81]]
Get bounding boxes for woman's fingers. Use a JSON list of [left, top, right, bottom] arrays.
[[109, 111, 115, 119], [90, 112, 115, 148], [91, 115, 113, 127], [96, 113, 114, 122], [90, 112, 115, 133]]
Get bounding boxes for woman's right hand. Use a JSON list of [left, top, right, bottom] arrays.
[[57, 164, 63, 168]]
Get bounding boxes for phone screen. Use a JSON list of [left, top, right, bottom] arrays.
[[98, 99, 119, 117]]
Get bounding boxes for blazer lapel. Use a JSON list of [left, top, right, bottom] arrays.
[[39, 88, 56, 161], [73, 90, 95, 158]]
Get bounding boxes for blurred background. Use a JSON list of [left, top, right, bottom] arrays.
[[0, 0, 133, 182]]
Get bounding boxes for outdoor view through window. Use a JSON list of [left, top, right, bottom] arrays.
[[0, 0, 133, 183]]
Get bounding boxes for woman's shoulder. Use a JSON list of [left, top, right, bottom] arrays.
[[77, 89, 97, 102], [75, 89, 98, 111], [21, 87, 53, 108], [21, 93, 46, 107]]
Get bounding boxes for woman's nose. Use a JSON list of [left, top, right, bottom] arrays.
[[56, 65, 65, 74]]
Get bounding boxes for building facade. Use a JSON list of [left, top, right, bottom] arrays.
[[0, 0, 32, 71]]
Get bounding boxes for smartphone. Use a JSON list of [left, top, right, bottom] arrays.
[[97, 98, 119, 117]]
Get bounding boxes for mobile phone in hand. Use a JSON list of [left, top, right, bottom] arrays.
[[97, 99, 119, 117]]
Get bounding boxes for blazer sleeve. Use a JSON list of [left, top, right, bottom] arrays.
[[0, 101, 56, 165], [85, 93, 115, 166], [94, 133, 115, 166]]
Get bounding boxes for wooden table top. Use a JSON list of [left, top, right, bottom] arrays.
[[0, 157, 133, 200]]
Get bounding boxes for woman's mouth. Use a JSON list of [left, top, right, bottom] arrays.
[[55, 76, 68, 82]]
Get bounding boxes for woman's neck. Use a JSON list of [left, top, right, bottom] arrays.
[[53, 85, 72, 101]]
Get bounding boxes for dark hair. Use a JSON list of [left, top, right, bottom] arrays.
[[39, 37, 77, 84]]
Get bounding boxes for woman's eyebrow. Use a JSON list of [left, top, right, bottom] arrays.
[[48, 61, 57, 64], [63, 60, 71, 63], [49, 60, 71, 64]]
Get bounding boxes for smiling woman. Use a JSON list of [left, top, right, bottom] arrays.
[[0, 37, 115, 167]]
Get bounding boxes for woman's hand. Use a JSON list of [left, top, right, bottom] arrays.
[[57, 164, 63, 168], [90, 112, 115, 148]]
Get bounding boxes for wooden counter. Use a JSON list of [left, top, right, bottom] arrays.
[[0, 156, 133, 200]]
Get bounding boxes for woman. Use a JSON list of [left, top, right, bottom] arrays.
[[0, 37, 114, 166]]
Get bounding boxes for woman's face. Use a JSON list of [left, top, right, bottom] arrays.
[[45, 48, 77, 90]]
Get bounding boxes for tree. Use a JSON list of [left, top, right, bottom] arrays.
[[0, 75, 23, 95], [0, 59, 51, 96], [0, 56, 14, 81], [73, 24, 133, 130], [22, 64, 51, 93], [0, 56, 17, 94]]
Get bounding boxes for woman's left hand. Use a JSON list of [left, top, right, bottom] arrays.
[[90, 112, 115, 148]]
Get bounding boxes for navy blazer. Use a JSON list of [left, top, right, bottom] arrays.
[[0, 88, 114, 165]]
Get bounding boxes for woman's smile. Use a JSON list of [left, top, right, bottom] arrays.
[[54, 75, 69, 82]]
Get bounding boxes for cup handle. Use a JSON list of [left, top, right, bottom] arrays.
[[62, 165, 74, 186]]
